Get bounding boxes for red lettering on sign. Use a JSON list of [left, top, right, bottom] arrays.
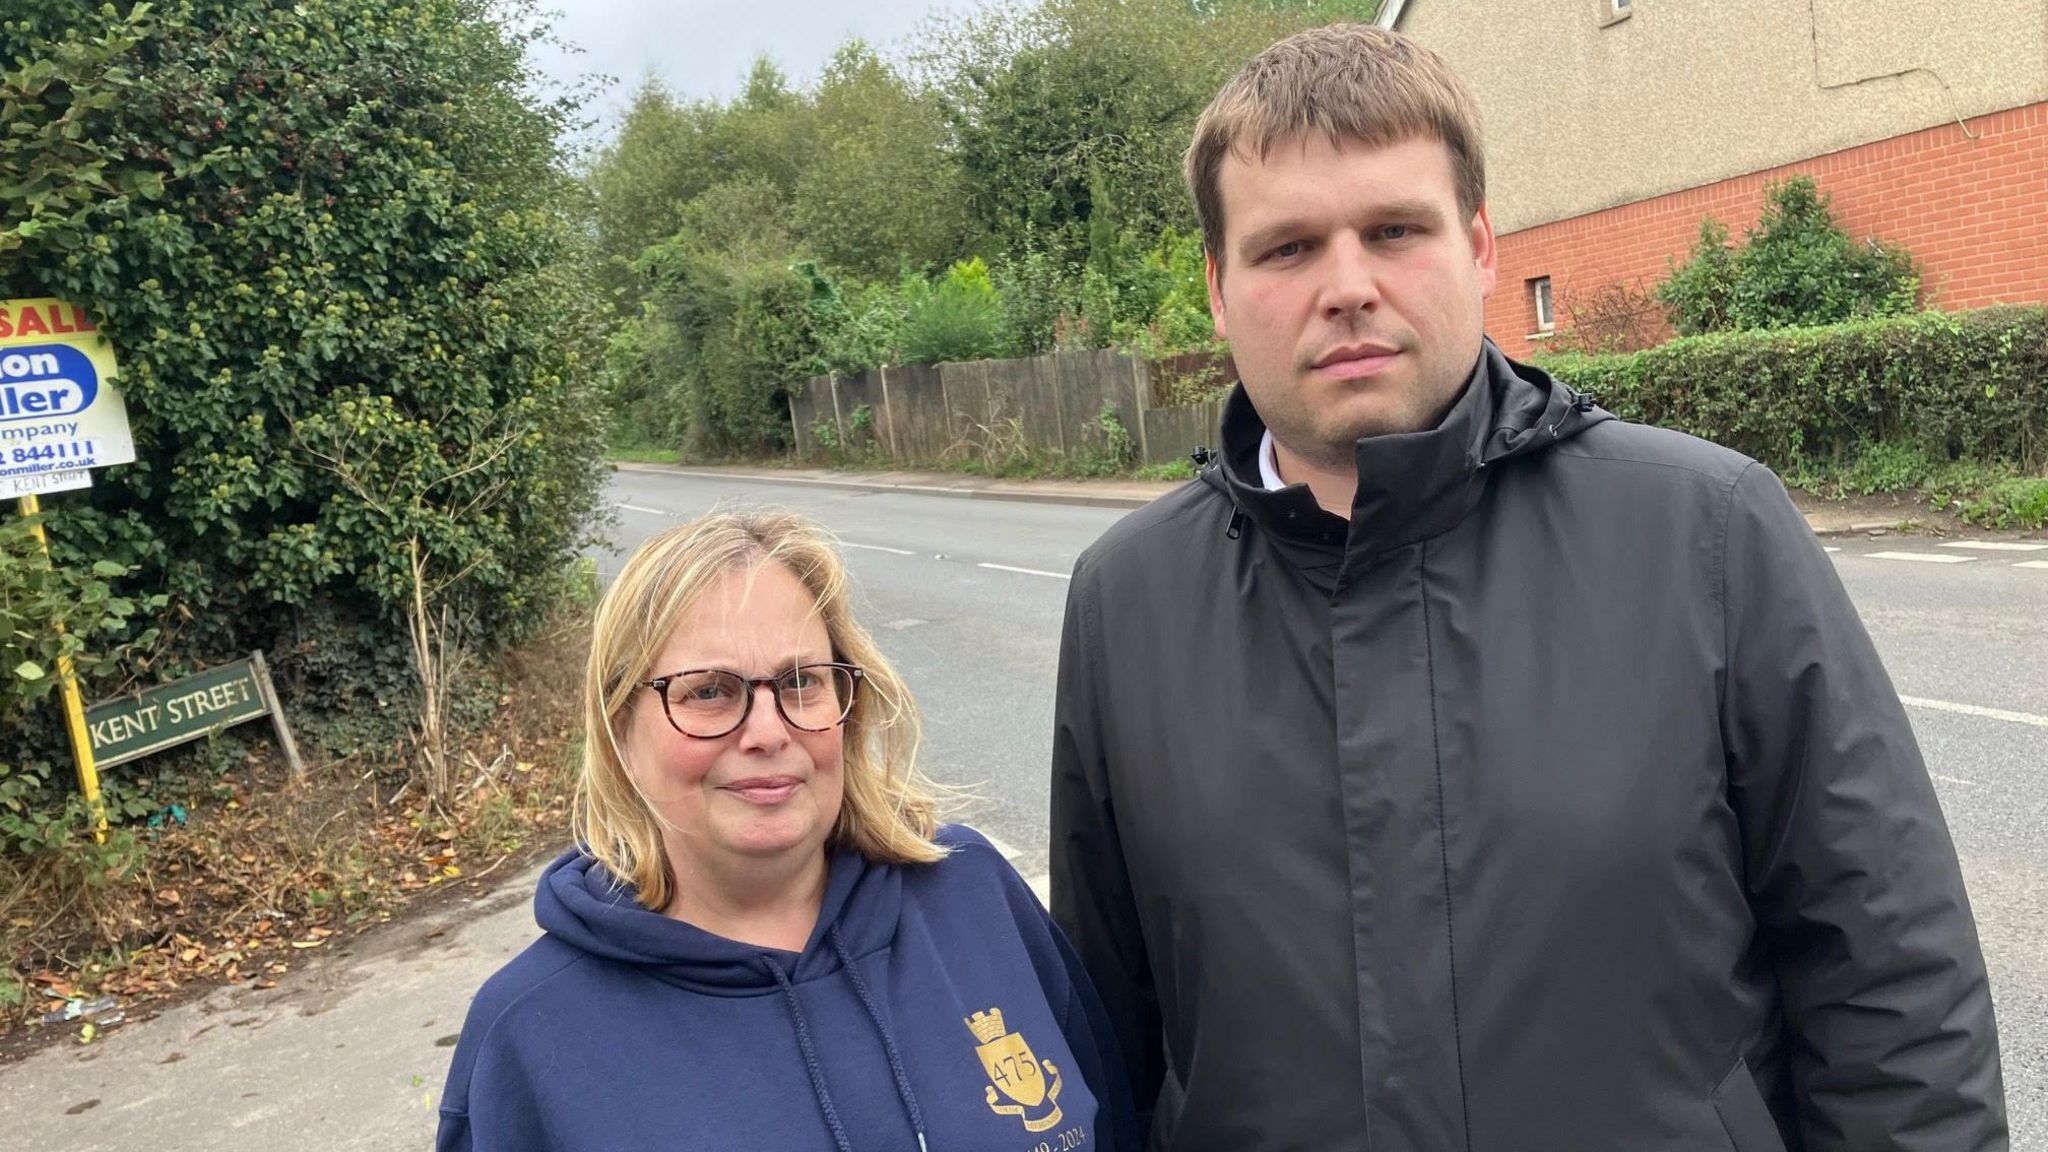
[[15, 309, 48, 336]]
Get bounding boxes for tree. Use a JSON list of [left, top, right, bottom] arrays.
[[790, 43, 975, 281], [921, 0, 1349, 265], [586, 81, 723, 293]]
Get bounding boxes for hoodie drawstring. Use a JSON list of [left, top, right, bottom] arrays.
[[766, 955, 857, 1152], [765, 937, 932, 1152], [832, 926, 930, 1152]]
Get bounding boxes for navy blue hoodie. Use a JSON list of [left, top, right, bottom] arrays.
[[438, 825, 1137, 1152]]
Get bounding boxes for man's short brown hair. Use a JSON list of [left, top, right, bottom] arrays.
[[1186, 24, 1485, 272]]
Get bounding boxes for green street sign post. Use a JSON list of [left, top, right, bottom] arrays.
[[86, 651, 305, 778]]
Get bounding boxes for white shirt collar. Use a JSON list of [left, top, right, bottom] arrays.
[[1257, 429, 1288, 491]]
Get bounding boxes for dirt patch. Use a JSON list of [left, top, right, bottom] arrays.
[[0, 612, 589, 1065], [1790, 488, 2029, 539]]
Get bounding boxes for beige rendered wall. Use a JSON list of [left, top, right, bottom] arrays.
[[1394, 0, 2048, 233]]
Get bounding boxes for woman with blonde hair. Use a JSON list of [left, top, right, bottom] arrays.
[[438, 509, 1135, 1152]]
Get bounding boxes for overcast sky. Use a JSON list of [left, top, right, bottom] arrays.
[[527, 0, 987, 135]]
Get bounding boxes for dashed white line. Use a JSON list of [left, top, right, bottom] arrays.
[[614, 502, 668, 515], [1900, 695, 2048, 730], [1823, 546, 1842, 553], [1931, 773, 1978, 788], [978, 562, 1071, 580], [1939, 541, 2048, 552], [843, 541, 915, 556], [2018, 560, 2048, 571], [1866, 551, 1976, 565]]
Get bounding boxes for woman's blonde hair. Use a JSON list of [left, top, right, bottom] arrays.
[[575, 509, 944, 910]]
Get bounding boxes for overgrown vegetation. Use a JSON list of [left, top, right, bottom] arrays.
[[595, 0, 1379, 458], [0, 608, 588, 1047], [2, 0, 610, 1038]]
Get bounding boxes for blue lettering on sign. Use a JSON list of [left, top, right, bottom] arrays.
[[0, 343, 98, 422]]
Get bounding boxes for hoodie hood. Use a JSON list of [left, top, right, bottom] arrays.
[[1199, 340, 1612, 556], [534, 845, 904, 993], [441, 828, 1136, 1152], [534, 846, 927, 1152]]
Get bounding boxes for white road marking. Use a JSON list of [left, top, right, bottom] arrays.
[[614, 502, 668, 515], [1866, 551, 1976, 564], [1939, 540, 2048, 552], [1823, 546, 1842, 553], [1931, 773, 1978, 788], [1900, 695, 2048, 730], [843, 541, 915, 555], [978, 562, 1071, 580], [2018, 560, 2048, 571]]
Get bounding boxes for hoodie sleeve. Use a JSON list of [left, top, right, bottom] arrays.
[[1720, 462, 2006, 1149], [1049, 563, 1165, 1135], [437, 961, 563, 1152]]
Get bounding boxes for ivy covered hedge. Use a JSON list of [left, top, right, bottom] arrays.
[[1, 0, 607, 846]]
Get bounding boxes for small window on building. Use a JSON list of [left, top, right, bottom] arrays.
[[1613, 0, 1630, 9], [1602, 0, 1632, 25], [1531, 277, 1555, 333]]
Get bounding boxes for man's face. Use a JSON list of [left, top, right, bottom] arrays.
[[1206, 134, 1497, 469]]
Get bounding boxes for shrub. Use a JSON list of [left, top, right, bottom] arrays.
[[1538, 306, 2048, 474], [1658, 177, 1920, 335], [901, 257, 1006, 364]]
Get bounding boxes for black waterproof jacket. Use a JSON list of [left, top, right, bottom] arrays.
[[1050, 344, 2005, 1151]]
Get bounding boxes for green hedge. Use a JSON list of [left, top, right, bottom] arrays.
[[1538, 306, 2048, 473]]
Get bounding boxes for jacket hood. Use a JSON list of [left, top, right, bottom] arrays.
[[534, 845, 903, 993], [1198, 340, 1612, 554]]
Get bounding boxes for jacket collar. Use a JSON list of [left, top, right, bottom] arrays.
[[1203, 341, 1608, 559]]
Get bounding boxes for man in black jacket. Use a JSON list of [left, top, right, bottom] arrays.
[[1049, 23, 2005, 1152]]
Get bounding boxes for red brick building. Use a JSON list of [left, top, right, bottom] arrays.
[[1384, 0, 2048, 359]]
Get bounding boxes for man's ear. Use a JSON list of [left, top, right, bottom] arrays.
[[1470, 203, 1498, 298], [1206, 249, 1228, 341]]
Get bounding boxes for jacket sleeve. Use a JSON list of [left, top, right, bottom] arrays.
[[1049, 565, 1165, 1134], [1035, 893, 1144, 1152], [1720, 462, 2006, 1150]]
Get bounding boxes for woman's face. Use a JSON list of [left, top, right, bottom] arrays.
[[621, 561, 847, 894]]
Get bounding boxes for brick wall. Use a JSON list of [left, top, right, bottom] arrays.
[[1489, 101, 2048, 359]]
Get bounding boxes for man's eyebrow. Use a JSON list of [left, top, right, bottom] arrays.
[[1236, 199, 1453, 257], [1373, 197, 1451, 225], [1237, 220, 1311, 257]]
